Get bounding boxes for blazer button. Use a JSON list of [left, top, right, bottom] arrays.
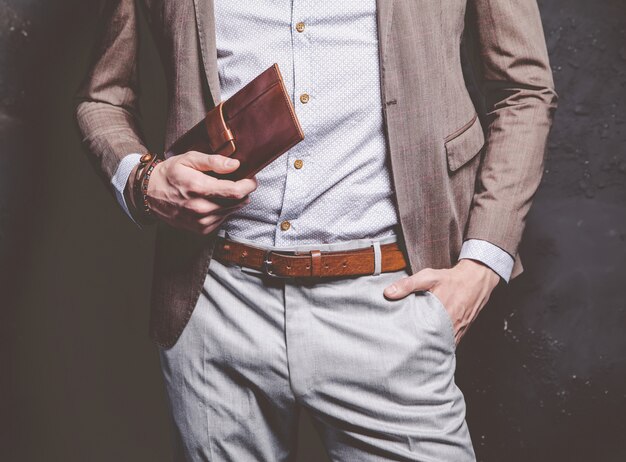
[[280, 220, 291, 231]]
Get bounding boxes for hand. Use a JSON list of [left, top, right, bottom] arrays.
[[383, 259, 501, 345], [128, 151, 257, 235]]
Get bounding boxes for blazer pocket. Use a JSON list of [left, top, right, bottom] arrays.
[[444, 113, 485, 172]]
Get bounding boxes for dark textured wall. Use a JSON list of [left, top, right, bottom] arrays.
[[1, 1, 624, 461]]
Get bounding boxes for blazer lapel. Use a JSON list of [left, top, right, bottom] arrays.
[[376, 0, 395, 61], [192, 0, 221, 105]]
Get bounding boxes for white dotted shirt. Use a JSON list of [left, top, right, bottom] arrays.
[[214, 0, 400, 247], [112, 0, 515, 281]]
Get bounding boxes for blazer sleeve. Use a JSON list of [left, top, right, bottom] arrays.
[[462, 0, 558, 258], [74, 0, 148, 190]]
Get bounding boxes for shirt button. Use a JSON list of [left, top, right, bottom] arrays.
[[295, 22, 305, 33], [294, 159, 304, 169], [280, 220, 291, 231], [300, 93, 310, 104]]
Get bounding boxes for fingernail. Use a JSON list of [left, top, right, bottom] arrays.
[[385, 285, 397, 295], [226, 158, 238, 167]]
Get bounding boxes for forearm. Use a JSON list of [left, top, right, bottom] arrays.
[[464, 0, 558, 257], [74, 0, 149, 219], [75, 102, 148, 181]]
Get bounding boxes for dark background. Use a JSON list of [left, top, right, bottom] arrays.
[[1, 0, 625, 461]]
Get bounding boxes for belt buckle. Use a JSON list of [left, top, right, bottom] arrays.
[[262, 249, 294, 279]]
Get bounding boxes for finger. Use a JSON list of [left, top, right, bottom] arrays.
[[197, 200, 249, 226], [197, 214, 221, 229], [191, 176, 258, 200], [179, 151, 241, 174], [383, 268, 440, 299], [184, 198, 221, 217], [214, 197, 251, 214], [199, 216, 227, 236]]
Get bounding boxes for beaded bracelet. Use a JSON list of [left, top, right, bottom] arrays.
[[132, 152, 153, 201], [138, 156, 162, 223], [130, 153, 161, 225]]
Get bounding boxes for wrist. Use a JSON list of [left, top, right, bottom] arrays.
[[128, 153, 162, 226], [137, 155, 163, 225], [124, 164, 141, 212], [457, 258, 501, 289]]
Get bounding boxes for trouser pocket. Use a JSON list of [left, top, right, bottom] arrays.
[[421, 290, 457, 354]]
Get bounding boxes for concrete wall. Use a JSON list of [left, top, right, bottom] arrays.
[[1, 1, 624, 460]]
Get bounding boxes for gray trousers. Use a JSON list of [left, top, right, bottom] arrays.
[[158, 233, 475, 462]]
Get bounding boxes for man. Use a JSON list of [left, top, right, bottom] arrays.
[[75, 0, 557, 460]]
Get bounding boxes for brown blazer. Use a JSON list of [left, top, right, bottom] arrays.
[[75, 0, 557, 348]]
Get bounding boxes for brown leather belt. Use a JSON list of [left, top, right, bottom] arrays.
[[213, 236, 408, 279]]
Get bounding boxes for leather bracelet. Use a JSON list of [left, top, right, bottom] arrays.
[[133, 152, 155, 211], [131, 153, 160, 225], [139, 157, 162, 223]]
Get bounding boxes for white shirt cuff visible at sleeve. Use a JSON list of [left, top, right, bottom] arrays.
[[111, 153, 143, 227], [458, 238, 515, 283]]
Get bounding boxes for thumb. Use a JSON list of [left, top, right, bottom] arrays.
[[179, 151, 240, 174], [383, 269, 438, 299]]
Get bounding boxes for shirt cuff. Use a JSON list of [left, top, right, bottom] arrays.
[[458, 239, 515, 283], [111, 153, 142, 227]]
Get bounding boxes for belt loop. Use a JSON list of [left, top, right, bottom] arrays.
[[372, 241, 382, 276], [310, 250, 322, 277]]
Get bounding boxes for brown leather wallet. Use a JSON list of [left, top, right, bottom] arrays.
[[213, 236, 408, 279], [165, 64, 305, 181]]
